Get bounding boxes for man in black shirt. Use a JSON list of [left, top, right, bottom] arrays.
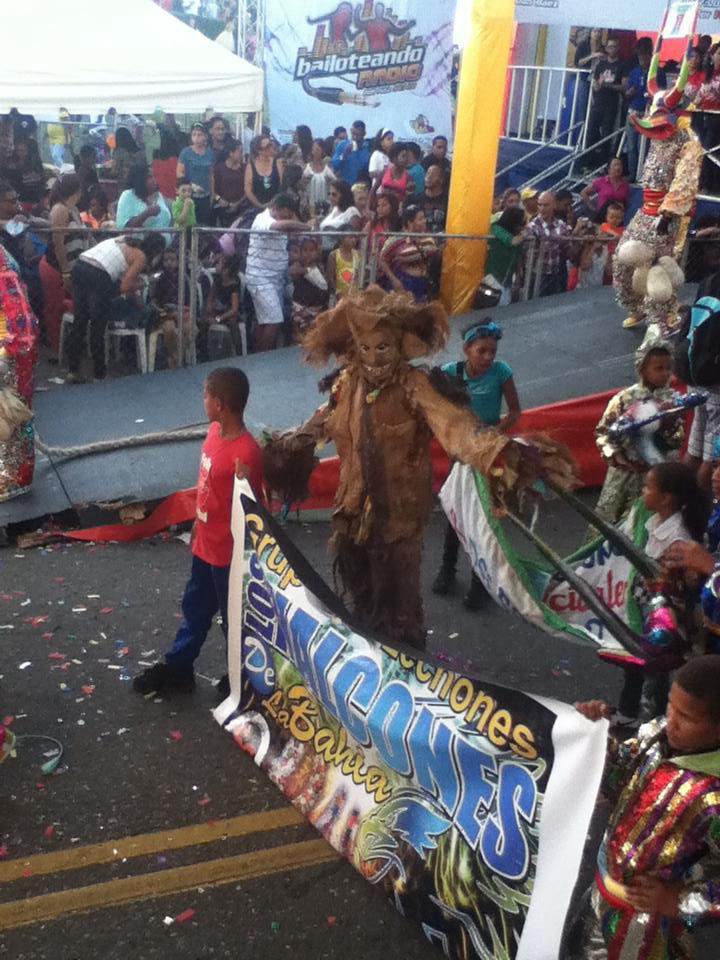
[[416, 164, 448, 233], [420, 136, 451, 181], [585, 37, 625, 168]]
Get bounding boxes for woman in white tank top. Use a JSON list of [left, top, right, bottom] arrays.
[[67, 233, 165, 383]]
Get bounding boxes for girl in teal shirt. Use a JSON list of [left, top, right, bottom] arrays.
[[434, 321, 521, 608]]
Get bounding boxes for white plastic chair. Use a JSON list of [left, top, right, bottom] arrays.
[[58, 312, 74, 368], [59, 312, 94, 368], [104, 326, 148, 374]]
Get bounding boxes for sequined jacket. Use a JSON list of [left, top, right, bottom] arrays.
[[596, 717, 720, 957], [595, 382, 683, 467], [639, 129, 703, 220]]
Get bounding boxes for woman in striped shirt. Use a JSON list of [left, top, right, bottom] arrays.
[[378, 205, 439, 302]]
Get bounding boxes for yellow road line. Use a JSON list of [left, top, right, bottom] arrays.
[[0, 839, 339, 931], [0, 807, 305, 883]]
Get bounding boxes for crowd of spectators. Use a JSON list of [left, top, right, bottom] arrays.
[[0, 107, 452, 365]]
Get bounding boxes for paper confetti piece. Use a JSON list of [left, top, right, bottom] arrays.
[[175, 909, 195, 924], [29, 616, 48, 627], [169, 730, 183, 741], [20, 599, 31, 607], [197, 795, 210, 807], [48, 652, 66, 661], [3, 716, 13, 727], [71, 607, 87, 613], [163, 916, 174, 927], [0, 845, 8, 858], [44, 825, 55, 838], [18, 661, 31, 670], [82, 685, 95, 696], [99, 607, 113, 614]]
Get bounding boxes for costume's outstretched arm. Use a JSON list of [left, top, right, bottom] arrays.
[[659, 136, 704, 220], [407, 370, 575, 510], [262, 405, 330, 509]]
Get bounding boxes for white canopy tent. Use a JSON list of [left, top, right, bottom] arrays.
[[1, 0, 263, 115]]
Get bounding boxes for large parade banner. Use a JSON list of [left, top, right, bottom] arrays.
[[215, 480, 608, 960], [440, 463, 649, 654], [264, 0, 455, 148]]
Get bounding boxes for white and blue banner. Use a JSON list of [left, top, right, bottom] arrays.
[[440, 463, 650, 654], [264, 0, 456, 148], [215, 480, 607, 960]]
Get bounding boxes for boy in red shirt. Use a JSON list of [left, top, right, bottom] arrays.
[[133, 367, 263, 699]]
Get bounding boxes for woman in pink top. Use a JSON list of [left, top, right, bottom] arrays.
[[579, 157, 630, 223], [380, 143, 409, 201], [365, 192, 400, 255]]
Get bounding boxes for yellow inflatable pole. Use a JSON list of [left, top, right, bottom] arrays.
[[441, 0, 515, 315]]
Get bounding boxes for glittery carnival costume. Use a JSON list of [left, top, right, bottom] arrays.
[[263, 287, 574, 650], [565, 716, 720, 960], [0, 245, 37, 502], [594, 337, 683, 527], [613, 46, 703, 337]]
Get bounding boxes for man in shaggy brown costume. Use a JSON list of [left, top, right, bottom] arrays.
[[264, 287, 573, 651]]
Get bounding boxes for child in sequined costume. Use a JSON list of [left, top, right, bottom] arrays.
[[594, 338, 683, 527], [566, 656, 720, 960], [0, 244, 37, 501]]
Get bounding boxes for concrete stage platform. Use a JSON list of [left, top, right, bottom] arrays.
[[2, 286, 651, 526]]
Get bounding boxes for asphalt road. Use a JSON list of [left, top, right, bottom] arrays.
[[0, 496, 631, 960]]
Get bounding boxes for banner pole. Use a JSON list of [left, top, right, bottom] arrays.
[[440, 0, 515, 315]]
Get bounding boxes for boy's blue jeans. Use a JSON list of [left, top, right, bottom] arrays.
[[165, 555, 230, 671]]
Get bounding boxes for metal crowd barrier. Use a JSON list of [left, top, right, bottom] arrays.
[[20, 218, 715, 374]]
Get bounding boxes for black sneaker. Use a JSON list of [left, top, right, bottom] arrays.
[[432, 567, 456, 595], [215, 673, 230, 702], [132, 662, 195, 695]]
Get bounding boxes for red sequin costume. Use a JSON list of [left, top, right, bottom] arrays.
[[569, 717, 720, 960], [0, 246, 38, 501]]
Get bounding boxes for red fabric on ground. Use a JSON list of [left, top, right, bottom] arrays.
[[65, 489, 197, 542], [62, 389, 617, 543]]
